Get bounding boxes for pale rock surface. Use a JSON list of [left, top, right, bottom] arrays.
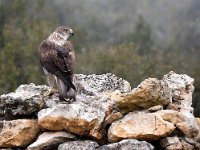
[[97, 139, 154, 150], [108, 111, 175, 142], [0, 84, 48, 120], [160, 137, 183, 150], [74, 73, 131, 96], [27, 131, 76, 150], [158, 110, 199, 138], [115, 78, 172, 113], [0, 119, 40, 148], [58, 140, 99, 150], [38, 103, 105, 141], [160, 136, 200, 150], [162, 71, 194, 112]]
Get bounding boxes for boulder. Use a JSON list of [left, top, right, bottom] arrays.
[[163, 71, 194, 112], [160, 136, 200, 150], [115, 78, 172, 113], [0, 119, 40, 148], [160, 137, 183, 150], [159, 110, 199, 138], [27, 131, 76, 150], [97, 139, 154, 150], [0, 84, 48, 120], [38, 103, 105, 141], [74, 73, 131, 96], [58, 140, 99, 150], [108, 111, 175, 142]]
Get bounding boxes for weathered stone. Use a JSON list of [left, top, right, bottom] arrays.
[[58, 140, 99, 150], [38, 104, 105, 140], [159, 110, 199, 138], [0, 119, 40, 148], [115, 78, 172, 113], [27, 131, 76, 150], [148, 105, 163, 112], [182, 137, 200, 149], [74, 73, 131, 96], [108, 111, 175, 142], [194, 118, 200, 142], [0, 84, 48, 120], [160, 136, 199, 150], [162, 71, 194, 112], [160, 137, 182, 150], [97, 139, 154, 150], [179, 139, 194, 150]]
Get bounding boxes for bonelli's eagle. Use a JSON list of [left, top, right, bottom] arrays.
[[39, 26, 76, 101]]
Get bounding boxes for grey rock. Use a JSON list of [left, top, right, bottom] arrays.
[[27, 131, 76, 150], [97, 139, 154, 150], [0, 83, 48, 120], [162, 71, 194, 112], [74, 73, 131, 96], [58, 140, 99, 150]]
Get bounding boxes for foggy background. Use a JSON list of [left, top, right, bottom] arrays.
[[0, 0, 200, 115]]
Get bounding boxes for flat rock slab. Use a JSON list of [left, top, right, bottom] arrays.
[[108, 111, 175, 142], [27, 131, 76, 150], [0, 119, 40, 148], [38, 104, 105, 140]]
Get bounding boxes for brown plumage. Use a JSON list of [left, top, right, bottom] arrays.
[[39, 26, 76, 101]]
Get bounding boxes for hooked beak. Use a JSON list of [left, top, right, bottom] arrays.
[[70, 28, 74, 36]]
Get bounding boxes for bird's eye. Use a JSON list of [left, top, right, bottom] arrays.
[[65, 29, 68, 32]]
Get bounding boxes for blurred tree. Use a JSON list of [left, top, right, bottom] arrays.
[[125, 15, 154, 56], [0, 0, 55, 94]]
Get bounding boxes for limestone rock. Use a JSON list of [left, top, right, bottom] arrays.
[[58, 140, 99, 150], [0, 119, 40, 148], [115, 78, 172, 113], [97, 139, 154, 150], [27, 131, 76, 150], [74, 73, 131, 96], [0, 83, 48, 120], [108, 111, 175, 142], [162, 71, 194, 112], [160, 137, 183, 150], [160, 137, 199, 150], [159, 110, 199, 138], [38, 104, 105, 141]]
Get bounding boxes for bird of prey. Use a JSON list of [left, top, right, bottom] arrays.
[[39, 26, 76, 101]]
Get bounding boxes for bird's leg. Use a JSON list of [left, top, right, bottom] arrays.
[[43, 68, 58, 97], [47, 74, 58, 96]]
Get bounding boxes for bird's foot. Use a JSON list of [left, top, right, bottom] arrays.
[[59, 95, 76, 104], [43, 89, 58, 97]]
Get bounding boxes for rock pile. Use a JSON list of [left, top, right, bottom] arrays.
[[0, 72, 199, 150]]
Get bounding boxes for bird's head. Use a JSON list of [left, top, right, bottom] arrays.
[[55, 26, 74, 40]]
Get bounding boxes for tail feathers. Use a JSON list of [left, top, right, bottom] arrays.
[[57, 78, 76, 101], [58, 74, 76, 90]]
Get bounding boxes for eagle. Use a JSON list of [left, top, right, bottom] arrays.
[[39, 26, 76, 101]]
